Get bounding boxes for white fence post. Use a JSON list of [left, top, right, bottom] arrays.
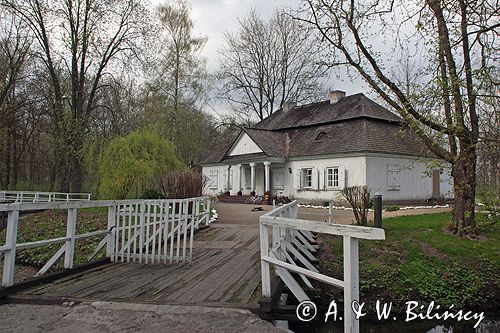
[[206, 198, 211, 226], [328, 201, 333, 225], [2, 210, 19, 287], [343, 235, 360, 333], [260, 223, 271, 297], [64, 208, 77, 269], [106, 205, 116, 260]]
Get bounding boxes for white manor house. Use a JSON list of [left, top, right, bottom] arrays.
[[201, 91, 453, 203]]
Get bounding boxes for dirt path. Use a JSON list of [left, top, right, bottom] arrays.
[[0, 301, 282, 333], [214, 201, 451, 225]]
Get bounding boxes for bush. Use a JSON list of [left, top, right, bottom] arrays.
[[98, 128, 183, 199], [478, 190, 500, 221], [341, 186, 371, 226], [160, 169, 208, 199], [384, 205, 400, 212], [142, 189, 165, 199]]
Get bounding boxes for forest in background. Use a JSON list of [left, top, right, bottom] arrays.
[[0, 0, 230, 198]]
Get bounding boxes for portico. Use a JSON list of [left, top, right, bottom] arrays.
[[224, 160, 281, 196]]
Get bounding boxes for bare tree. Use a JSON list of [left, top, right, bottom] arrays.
[[0, 11, 30, 130], [218, 9, 326, 121], [342, 186, 371, 226], [2, 0, 150, 192], [0, 11, 37, 189], [142, 0, 211, 166], [149, 0, 207, 125], [299, 0, 499, 237]]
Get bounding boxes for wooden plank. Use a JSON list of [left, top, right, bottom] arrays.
[[23, 263, 118, 295], [2, 210, 19, 286], [238, 269, 261, 304], [205, 246, 259, 302], [260, 223, 271, 298], [169, 201, 176, 264], [151, 249, 236, 300], [106, 206, 116, 260], [152, 203, 157, 263], [31, 263, 129, 295], [284, 242, 319, 273], [262, 255, 344, 288], [88, 236, 108, 261], [0, 197, 210, 212], [36, 244, 66, 277], [114, 206, 120, 262], [275, 265, 309, 302], [343, 236, 359, 333], [260, 216, 385, 240], [43, 264, 138, 297], [127, 204, 132, 263], [187, 239, 260, 302]]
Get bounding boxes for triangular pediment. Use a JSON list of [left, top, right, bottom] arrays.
[[227, 132, 263, 156]]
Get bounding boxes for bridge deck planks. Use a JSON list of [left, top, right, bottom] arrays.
[[15, 224, 262, 306]]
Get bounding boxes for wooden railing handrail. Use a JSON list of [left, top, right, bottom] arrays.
[[0, 196, 210, 212], [260, 200, 385, 333], [260, 216, 385, 240], [1, 196, 212, 287], [0, 190, 92, 196]]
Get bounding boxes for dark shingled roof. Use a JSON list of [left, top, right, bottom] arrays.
[[286, 119, 432, 157], [200, 93, 432, 165], [254, 93, 403, 130], [244, 128, 287, 157]]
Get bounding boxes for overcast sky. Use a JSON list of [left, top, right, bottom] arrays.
[[150, 0, 370, 112]]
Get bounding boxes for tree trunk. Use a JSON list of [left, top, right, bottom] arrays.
[[450, 151, 477, 236]]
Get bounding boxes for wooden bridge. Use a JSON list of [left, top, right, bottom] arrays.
[[0, 197, 385, 333]]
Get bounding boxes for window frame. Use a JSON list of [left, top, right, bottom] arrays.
[[326, 167, 340, 189], [302, 168, 313, 188]]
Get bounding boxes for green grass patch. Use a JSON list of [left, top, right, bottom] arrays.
[[320, 212, 500, 314], [1, 208, 108, 269]]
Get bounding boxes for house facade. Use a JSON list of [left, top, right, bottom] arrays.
[[201, 91, 453, 203]]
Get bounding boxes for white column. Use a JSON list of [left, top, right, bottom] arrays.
[[226, 165, 231, 193], [264, 161, 271, 193], [235, 164, 242, 193], [241, 166, 246, 192], [250, 163, 256, 194]]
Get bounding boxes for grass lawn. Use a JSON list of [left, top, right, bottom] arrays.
[[319, 212, 500, 315]]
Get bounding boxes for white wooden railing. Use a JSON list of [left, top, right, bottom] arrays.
[[0, 191, 92, 203], [0, 196, 211, 287], [260, 201, 385, 333]]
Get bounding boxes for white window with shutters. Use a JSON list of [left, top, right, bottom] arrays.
[[326, 167, 339, 188], [322, 166, 345, 190], [302, 168, 313, 188]]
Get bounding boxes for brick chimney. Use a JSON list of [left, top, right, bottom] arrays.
[[329, 90, 346, 104], [282, 101, 297, 112]]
